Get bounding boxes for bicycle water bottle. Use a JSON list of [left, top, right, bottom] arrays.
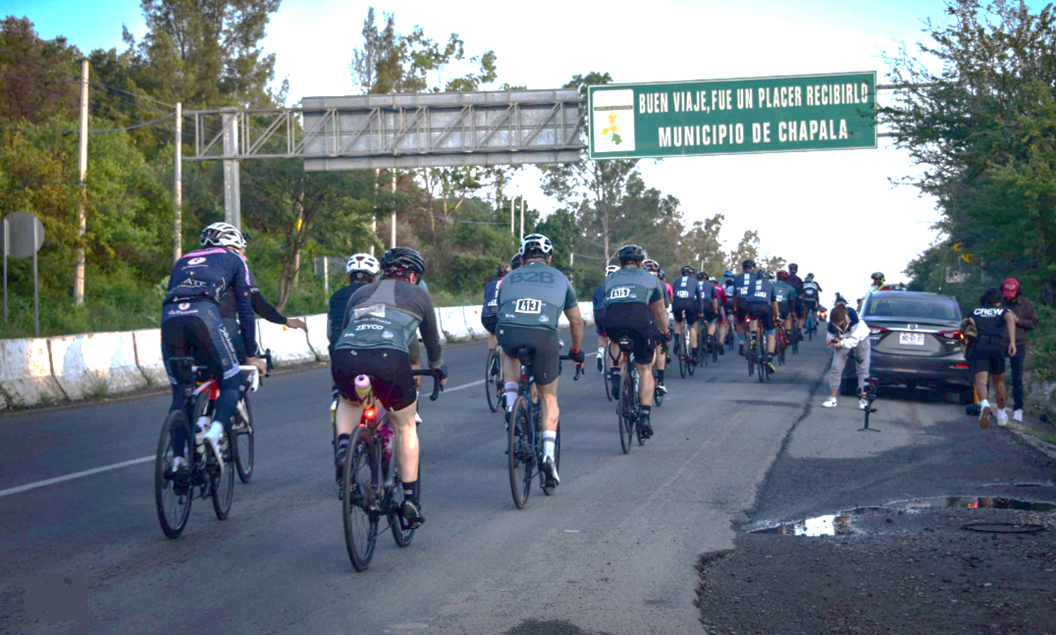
[[354, 375, 371, 402], [378, 424, 394, 461]]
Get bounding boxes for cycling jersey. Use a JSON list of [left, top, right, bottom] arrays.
[[746, 277, 776, 306], [602, 267, 664, 309], [337, 278, 444, 370], [786, 273, 804, 295], [672, 275, 702, 324], [698, 280, 718, 319], [800, 281, 822, 306], [327, 280, 374, 352], [772, 280, 797, 309], [164, 247, 257, 358], [496, 262, 578, 332], [481, 279, 500, 318], [733, 272, 754, 303]]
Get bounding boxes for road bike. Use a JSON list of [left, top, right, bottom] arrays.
[[508, 349, 581, 509], [612, 336, 650, 454], [601, 344, 615, 402], [154, 352, 271, 539], [230, 352, 272, 483], [674, 329, 696, 378], [752, 321, 772, 383], [805, 307, 819, 340], [342, 369, 443, 572], [775, 325, 788, 366], [484, 346, 504, 413]]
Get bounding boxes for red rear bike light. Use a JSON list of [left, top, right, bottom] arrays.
[[364, 407, 376, 420]]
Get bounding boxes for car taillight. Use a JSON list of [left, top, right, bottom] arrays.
[[937, 330, 963, 341], [869, 326, 889, 335]]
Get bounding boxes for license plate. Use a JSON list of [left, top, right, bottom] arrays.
[[899, 332, 925, 346]]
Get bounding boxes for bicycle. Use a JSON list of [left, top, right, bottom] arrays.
[[230, 352, 273, 483], [342, 369, 443, 572], [484, 346, 504, 413], [675, 329, 696, 378], [154, 352, 271, 539], [508, 349, 581, 509], [752, 321, 771, 383], [601, 343, 615, 402], [775, 326, 788, 366], [612, 336, 650, 454], [805, 308, 818, 340]]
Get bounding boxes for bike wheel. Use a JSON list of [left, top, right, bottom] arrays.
[[793, 330, 800, 354], [210, 424, 235, 520], [603, 353, 613, 402], [155, 410, 193, 539], [689, 337, 698, 374], [618, 367, 635, 454], [485, 350, 500, 413], [542, 421, 560, 496], [389, 462, 418, 547], [343, 427, 379, 571], [711, 336, 719, 363], [232, 395, 254, 483], [508, 396, 533, 509], [747, 338, 755, 376]]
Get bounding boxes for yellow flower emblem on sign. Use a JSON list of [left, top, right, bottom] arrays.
[[599, 110, 623, 145]]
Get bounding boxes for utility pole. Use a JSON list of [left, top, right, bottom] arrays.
[[391, 169, 397, 248], [174, 102, 182, 261], [221, 107, 241, 229], [510, 197, 514, 236], [519, 197, 525, 242], [74, 59, 89, 306], [371, 168, 379, 255]]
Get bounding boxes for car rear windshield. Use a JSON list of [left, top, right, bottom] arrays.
[[863, 295, 961, 321]]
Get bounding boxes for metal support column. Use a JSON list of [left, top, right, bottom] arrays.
[[221, 108, 241, 229]]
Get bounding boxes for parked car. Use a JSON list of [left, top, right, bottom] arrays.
[[842, 290, 972, 402]]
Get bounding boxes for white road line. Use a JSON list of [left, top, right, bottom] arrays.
[[0, 455, 154, 499], [1, 353, 602, 499]]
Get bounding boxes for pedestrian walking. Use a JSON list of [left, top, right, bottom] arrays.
[[821, 304, 871, 410], [965, 288, 1017, 428], [1002, 278, 1039, 422]]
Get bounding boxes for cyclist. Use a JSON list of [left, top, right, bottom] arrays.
[[327, 253, 381, 355], [161, 223, 266, 475], [481, 263, 511, 354], [786, 263, 805, 335], [658, 268, 674, 306], [332, 247, 446, 528], [496, 234, 585, 489], [712, 272, 729, 355], [801, 273, 823, 327], [643, 260, 670, 392], [594, 264, 620, 372], [774, 270, 799, 342], [732, 259, 756, 356], [603, 245, 670, 438], [672, 265, 703, 364], [697, 271, 721, 356], [745, 270, 779, 373]]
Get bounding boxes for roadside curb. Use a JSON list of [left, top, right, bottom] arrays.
[[1006, 420, 1056, 461]]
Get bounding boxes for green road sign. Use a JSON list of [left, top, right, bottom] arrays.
[[587, 71, 876, 160]]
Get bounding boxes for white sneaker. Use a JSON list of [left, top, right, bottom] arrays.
[[996, 408, 1008, 427], [859, 398, 868, 410], [979, 400, 991, 429], [1013, 409, 1024, 422], [201, 421, 225, 471], [822, 397, 837, 408], [415, 412, 423, 426], [597, 347, 605, 372]]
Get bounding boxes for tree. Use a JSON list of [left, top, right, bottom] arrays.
[[882, 0, 1056, 298], [0, 17, 81, 124], [682, 214, 726, 274]]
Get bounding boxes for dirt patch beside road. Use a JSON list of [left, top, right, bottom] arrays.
[[696, 507, 1056, 635]]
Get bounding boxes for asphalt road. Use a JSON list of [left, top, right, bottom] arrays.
[[2, 331, 1053, 634]]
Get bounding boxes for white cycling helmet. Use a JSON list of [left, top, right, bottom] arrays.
[[643, 258, 660, 273], [199, 222, 246, 251], [519, 233, 554, 258], [605, 265, 620, 276], [346, 252, 381, 276]]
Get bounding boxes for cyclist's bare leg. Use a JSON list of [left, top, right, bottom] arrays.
[[706, 320, 716, 341], [637, 361, 654, 407], [688, 323, 698, 350], [488, 333, 498, 352], [537, 379, 560, 434], [336, 396, 363, 438], [389, 399, 419, 482], [718, 319, 728, 346]]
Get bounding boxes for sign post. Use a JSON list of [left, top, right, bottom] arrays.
[[0, 211, 46, 335], [588, 71, 877, 160]]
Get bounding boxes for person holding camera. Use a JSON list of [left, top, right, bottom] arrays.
[[822, 304, 872, 409]]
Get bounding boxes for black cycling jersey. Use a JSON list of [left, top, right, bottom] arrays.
[[327, 280, 373, 352], [746, 277, 776, 306], [672, 275, 702, 304], [786, 273, 804, 295], [592, 283, 606, 312], [164, 247, 257, 358], [482, 278, 501, 317], [733, 272, 754, 304]]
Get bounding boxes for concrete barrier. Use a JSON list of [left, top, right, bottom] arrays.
[[463, 305, 489, 338], [132, 328, 167, 386], [49, 332, 147, 400], [256, 319, 317, 366], [0, 337, 67, 408], [578, 301, 595, 326], [438, 307, 471, 342], [305, 313, 331, 361]]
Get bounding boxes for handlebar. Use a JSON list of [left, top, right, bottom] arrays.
[[411, 369, 445, 401], [559, 353, 584, 381]]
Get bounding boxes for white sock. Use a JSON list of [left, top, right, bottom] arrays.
[[542, 431, 557, 460], [504, 382, 518, 408], [597, 346, 604, 357]]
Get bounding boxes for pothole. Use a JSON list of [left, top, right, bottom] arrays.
[[750, 497, 1054, 536]]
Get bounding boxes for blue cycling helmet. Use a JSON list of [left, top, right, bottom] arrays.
[[723, 269, 734, 278]]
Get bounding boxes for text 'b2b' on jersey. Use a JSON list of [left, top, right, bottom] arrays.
[[602, 268, 664, 309], [496, 262, 578, 332]]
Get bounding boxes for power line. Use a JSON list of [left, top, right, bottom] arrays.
[[90, 112, 174, 134]]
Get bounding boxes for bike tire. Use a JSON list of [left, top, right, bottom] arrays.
[[508, 396, 533, 509], [155, 410, 193, 539], [711, 336, 719, 363], [757, 336, 766, 383], [389, 461, 417, 547], [485, 350, 500, 413], [678, 342, 687, 379], [603, 354, 613, 402], [747, 339, 755, 377], [618, 367, 635, 454], [233, 395, 254, 483], [343, 426, 379, 571], [210, 423, 235, 520], [793, 331, 800, 354], [542, 421, 560, 496]]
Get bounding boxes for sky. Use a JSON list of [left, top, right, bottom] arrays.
[[9, 0, 973, 304]]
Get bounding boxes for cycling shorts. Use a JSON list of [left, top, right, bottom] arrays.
[[967, 346, 1005, 376], [497, 326, 561, 386], [672, 300, 699, 325], [747, 303, 776, 332], [604, 303, 656, 364], [777, 303, 791, 320], [161, 300, 240, 383], [734, 302, 750, 326], [793, 303, 806, 318], [332, 348, 417, 411], [481, 313, 498, 335], [700, 304, 717, 323], [594, 308, 608, 338]]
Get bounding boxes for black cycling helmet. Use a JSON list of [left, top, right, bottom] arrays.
[[806, 273, 815, 281], [510, 253, 523, 270], [699, 271, 710, 281], [681, 265, 695, 277], [496, 262, 511, 278], [788, 263, 798, 273], [657, 269, 666, 280], [381, 246, 425, 278], [617, 244, 646, 264], [871, 271, 885, 283], [742, 259, 755, 270]]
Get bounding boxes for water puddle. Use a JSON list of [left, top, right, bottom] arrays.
[[752, 497, 1054, 536]]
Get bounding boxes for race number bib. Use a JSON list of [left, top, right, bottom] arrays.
[[676, 290, 690, 299], [608, 287, 631, 300], [515, 298, 542, 313]]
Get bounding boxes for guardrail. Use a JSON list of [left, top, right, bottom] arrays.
[[0, 302, 595, 410]]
